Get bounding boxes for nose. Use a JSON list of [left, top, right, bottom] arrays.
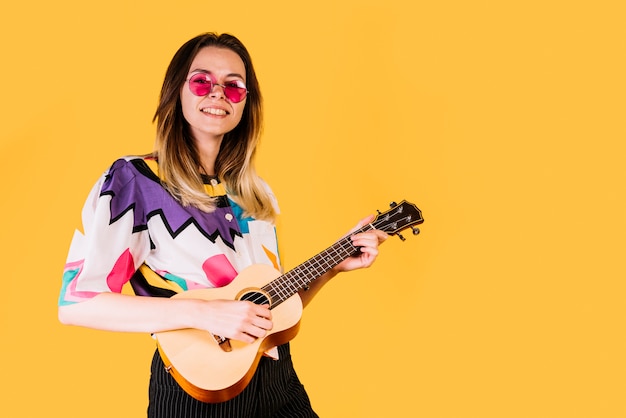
[[209, 83, 226, 99]]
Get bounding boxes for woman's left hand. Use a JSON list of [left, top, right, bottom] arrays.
[[334, 214, 389, 273]]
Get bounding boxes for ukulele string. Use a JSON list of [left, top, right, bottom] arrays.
[[242, 214, 411, 307]]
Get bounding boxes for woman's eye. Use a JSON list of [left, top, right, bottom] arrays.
[[226, 81, 245, 89], [190, 74, 211, 84]]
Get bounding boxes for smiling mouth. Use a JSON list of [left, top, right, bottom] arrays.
[[202, 108, 228, 116]]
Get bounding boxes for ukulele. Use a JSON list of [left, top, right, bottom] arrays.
[[154, 200, 424, 403]]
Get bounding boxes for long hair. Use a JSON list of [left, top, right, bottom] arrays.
[[151, 32, 276, 221]]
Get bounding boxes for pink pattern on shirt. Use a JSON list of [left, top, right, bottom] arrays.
[[202, 254, 238, 287], [107, 249, 135, 292], [63, 260, 100, 302]]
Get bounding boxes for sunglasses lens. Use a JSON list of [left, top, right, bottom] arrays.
[[223, 81, 247, 103], [188, 73, 213, 96]]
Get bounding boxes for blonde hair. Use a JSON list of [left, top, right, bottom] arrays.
[[151, 32, 277, 222]]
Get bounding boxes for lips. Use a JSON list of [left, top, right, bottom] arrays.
[[201, 107, 228, 116]]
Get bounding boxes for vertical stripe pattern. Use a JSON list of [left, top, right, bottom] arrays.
[[147, 343, 318, 418]]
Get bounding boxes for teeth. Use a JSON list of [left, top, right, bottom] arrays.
[[202, 108, 227, 116]]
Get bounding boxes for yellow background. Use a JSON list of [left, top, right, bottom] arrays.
[[1, 0, 625, 417]]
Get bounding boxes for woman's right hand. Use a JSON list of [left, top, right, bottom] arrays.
[[193, 299, 273, 344]]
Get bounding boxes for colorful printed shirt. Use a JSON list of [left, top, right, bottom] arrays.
[[59, 156, 281, 306]]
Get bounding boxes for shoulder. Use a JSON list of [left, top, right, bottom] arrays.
[[104, 156, 159, 181], [100, 156, 161, 196], [106, 156, 156, 176]]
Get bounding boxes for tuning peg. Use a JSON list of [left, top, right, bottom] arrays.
[[390, 201, 397, 208], [397, 232, 406, 241], [412, 227, 420, 235]]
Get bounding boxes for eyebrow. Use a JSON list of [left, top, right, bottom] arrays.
[[188, 69, 245, 80]]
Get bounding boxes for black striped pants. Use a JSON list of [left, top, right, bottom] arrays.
[[147, 343, 319, 417]]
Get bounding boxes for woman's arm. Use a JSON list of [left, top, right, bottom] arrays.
[[58, 292, 273, 344]]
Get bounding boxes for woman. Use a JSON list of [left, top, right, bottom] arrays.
[[58, 32, 387, 417]]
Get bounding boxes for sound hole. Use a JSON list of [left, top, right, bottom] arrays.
[[239, 290, 270, 306]]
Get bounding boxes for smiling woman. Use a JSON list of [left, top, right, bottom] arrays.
[[149, 33, 267, 216], [56, 32, 388, 418]]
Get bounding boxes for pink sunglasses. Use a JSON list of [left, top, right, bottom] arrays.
[[187, 73, 248, 103]]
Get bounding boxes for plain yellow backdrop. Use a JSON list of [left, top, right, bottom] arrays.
[[1, 0, 625, 417]]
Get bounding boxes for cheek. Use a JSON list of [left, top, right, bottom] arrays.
[[180, 92, 196, 123], [233, 102, 247, 124]]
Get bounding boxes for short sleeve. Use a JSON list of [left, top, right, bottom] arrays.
[[58, 159, 151, 306]]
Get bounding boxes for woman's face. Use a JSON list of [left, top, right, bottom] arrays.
[[181, 46, 247, 143]]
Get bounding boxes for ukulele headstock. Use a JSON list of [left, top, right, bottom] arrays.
[[373, 200, 424, 241]]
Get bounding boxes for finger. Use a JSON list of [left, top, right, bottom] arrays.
[[244, 322, 269, 339], [364, 229, 389, 243], [253, 316, 273, 331], [351, 233, 383, 248], [375, 229, 390, 243], [355, 244, 379, 256], [252, 304, 272, 320]]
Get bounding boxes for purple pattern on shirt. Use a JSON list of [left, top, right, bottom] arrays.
[[100, 158, 241, 249]]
